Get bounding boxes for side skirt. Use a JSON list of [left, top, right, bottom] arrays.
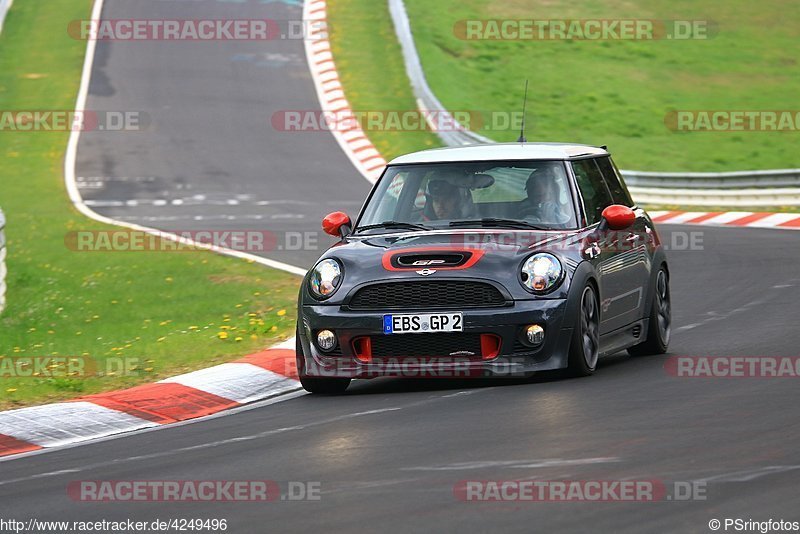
[[599, 319, 649, 357]]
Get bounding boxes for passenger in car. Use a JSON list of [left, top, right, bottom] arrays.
[[519, 168, 569, 224]]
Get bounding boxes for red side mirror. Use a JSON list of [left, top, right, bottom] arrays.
[[601, 205, 635, 230], [322, 211, 352, 237]]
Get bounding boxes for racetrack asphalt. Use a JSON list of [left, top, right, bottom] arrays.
[[4, 0, 799, 532], [74, 0, 369, 270], [3, 221, 800, 532]]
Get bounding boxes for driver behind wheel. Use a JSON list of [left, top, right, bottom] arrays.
[[423, 174, 476, 221]]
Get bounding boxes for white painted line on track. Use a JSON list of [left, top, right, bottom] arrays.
[[401, 457, 621, 471], [63, 0, 307, 278]]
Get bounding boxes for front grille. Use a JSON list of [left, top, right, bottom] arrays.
[[369, 333, 484, 359], [348, 281, 506, 310]]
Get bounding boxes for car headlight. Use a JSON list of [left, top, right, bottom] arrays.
[[309, 259, 343, 299], [520, 253, 563, 294]]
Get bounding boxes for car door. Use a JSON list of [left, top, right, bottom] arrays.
[[596, 156, 653, 324], [571, 157, 641, 334]]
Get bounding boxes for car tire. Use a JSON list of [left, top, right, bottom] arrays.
[[628, 268, 671, 357], [566, 285, 600, 377], [296, 329, 351, 394]]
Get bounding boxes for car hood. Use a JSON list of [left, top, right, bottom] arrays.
[[305, 229, 590, 304], [341, 228, 582, 253]]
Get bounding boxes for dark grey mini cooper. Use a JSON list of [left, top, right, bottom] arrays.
[[296, 143, 671, 394]]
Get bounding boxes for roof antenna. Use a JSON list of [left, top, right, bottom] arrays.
[[517, 79, 529, 143]]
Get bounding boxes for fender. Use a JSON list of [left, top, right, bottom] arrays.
[[640, 246, 669, 320], [562, 260, 601, 326]]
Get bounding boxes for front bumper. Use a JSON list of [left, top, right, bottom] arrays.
[[298, 299, 573, 379]]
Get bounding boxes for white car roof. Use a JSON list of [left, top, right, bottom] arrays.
[[388, 142, 608, 165]]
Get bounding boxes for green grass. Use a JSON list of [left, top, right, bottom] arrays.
[[403, 0, 800, 172], [0, 0, 300, 409], [330, 0, 799, 173], [327, 0, 442, 160]]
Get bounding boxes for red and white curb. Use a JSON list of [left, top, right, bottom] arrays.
[[649, 210, 800, 229], [0, 341, 299, 458], [303, 0, 386, 182]]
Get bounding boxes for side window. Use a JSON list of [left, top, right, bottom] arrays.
[[596, 157, 634, 207], [571, 159, 614, 225]]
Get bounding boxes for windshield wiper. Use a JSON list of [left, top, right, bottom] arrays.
[[449, 218, 550, 230], [355, 221, 431, 233]]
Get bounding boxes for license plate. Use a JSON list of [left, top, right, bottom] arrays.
[[383, 313, 463, 334]]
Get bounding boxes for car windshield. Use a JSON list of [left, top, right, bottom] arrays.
[[356, 161, 578, 232]]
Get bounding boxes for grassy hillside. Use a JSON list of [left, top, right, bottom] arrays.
[[403, 0, 800, 171]]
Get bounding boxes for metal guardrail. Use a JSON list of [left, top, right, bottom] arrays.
[[388, 0, 800, 206], [388, 0, 493, 148], [621, 169, 800, 189], [0, 0, 13, 34], [0, 207, 6, 315], [623, 169, 800, 206]]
